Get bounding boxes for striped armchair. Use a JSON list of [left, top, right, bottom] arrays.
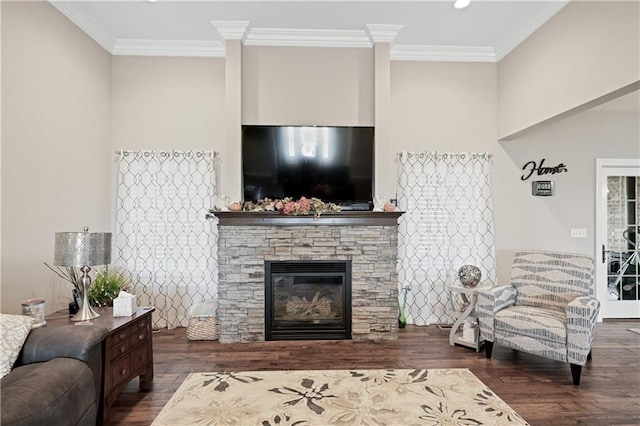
[[476, 251, 600, 385]]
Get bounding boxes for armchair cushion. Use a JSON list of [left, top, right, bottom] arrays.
[[0, 314, 35, 379], [495, 306, 566, 344]]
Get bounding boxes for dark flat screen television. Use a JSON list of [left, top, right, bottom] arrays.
[[242, 125, 374, 210]]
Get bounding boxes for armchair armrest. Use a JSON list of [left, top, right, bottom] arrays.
[[566, 296, 600, 366], [476, 285, 517, 342], [19, 325, 108, 365]]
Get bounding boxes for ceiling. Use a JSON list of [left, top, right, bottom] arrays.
[[51, 0, 569, 62]]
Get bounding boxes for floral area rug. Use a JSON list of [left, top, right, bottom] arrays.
[[152, 368, 528, 425]]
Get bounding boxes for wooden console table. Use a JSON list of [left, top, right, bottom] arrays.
[[46, 306, 155, 424]]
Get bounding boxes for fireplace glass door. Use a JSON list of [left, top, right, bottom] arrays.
[[265, 261, 351, 340]]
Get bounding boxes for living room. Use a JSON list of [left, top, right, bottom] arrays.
[[1, 1, 639, 425]]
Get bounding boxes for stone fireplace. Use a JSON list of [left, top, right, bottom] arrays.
[[210, 211, 402, 343]]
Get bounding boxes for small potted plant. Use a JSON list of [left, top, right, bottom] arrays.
[[89, 268, 132, 307]]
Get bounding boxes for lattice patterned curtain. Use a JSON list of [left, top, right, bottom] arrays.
[[396, 151, 497, 325], [114, 150, 218, 329]]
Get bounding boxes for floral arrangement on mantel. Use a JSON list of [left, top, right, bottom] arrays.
[[215, 197, 341, 219]]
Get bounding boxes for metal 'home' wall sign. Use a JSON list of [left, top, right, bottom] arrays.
[[521, 158, 568, 181], [521, 159, 567, 197]]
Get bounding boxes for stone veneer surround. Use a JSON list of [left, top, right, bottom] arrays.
[[210, 212, 402, 343]]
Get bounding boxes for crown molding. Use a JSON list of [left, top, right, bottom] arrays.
[[211, 21, 251, 41], [365, 24, 404, 45], [112, 39, 225, 57], [49, 1, 115, 52], [244, 28, 371, 48], [48, 1, 565, 62], [391, 45, 496, 62], [494, 1, 569, 61]]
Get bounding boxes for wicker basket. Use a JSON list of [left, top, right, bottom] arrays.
[[186, 315, 219, 341]]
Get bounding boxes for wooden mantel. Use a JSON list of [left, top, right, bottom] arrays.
[[206, 210, 403, 226]]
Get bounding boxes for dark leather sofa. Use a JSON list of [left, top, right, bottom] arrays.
[[1, 325, 108, 426]]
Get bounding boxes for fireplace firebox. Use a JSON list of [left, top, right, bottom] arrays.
[[265, 260, 352, 340]]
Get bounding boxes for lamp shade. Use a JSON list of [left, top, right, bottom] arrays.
[[54, 230, 112, 267]]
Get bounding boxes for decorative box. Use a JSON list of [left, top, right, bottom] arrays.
[[462, 320, 477, 343], [113, 291, 137, 317]]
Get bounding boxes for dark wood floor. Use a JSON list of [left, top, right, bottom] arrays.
[[110, 321, 640, 425]]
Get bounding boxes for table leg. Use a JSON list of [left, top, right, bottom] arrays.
[[449, 297, 475, 346]]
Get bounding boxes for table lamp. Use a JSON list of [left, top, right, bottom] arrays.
[[54, 227, 112, 321]]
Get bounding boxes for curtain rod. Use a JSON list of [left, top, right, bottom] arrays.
[[115, 150, 218, 159], [395, 151, 494, 160]]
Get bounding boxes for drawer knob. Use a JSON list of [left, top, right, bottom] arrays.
[[121, 369, 127, 376], [120, 346, 126, 353], [119, 333, 126, 340], [138, 334, 144, 340]]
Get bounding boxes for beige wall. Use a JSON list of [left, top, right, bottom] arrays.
[[237, 46, 374, 200], [497, 106, 639, 281], [112, 47, 373, 202], [1, 1, 112, 314], [389, 61, 498, 197], [111, 56, 226, 151], [389, 61, 526, 280], [390, 61, 639, 284], [501, 108, 640, 251], [243, 46, 374, 126], [498, 1, 640, 140]]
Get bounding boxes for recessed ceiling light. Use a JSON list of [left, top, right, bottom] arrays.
[[454, 0, 471, 9]]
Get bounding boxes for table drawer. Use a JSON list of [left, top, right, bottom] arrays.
[[133, 316, 148, 331], [129, 328, 147, 348], [111, 355, 132, 389], [112, 328, 130, 345], [131, 344, 148, 375], [110, 340, 129, 359]]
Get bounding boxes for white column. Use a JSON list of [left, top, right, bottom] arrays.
[[211, 21, 250, 201], [366, 25, 403, 201], [0, 2, 3, 282]]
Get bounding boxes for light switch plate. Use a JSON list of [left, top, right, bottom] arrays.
[[571, 228, 587, 238]]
